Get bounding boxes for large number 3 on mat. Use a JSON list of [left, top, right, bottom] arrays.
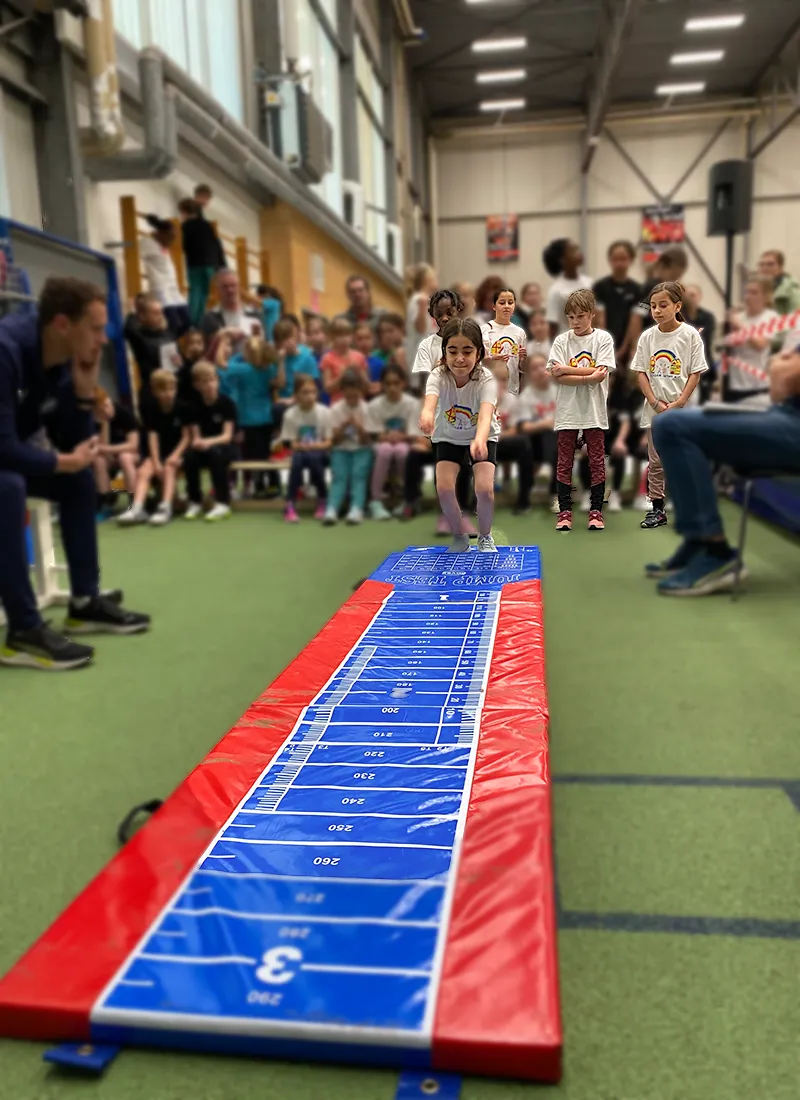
[[256, 946, 303, 985]]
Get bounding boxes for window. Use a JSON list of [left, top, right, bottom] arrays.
[[295, 0, 343, 217], [113, 0, 243, 121], [355, 34, 387, 259]]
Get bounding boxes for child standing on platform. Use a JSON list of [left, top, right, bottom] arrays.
[[631, 281, 708, 530], [547, 289, 616, 532], [324, 369, 373, 526], [481, 288, 527, 395], [281, 374, 331, 523], [419, 318, 499, 553], [366, 363, 419, 519]]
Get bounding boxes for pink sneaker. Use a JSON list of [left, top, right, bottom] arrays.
[[435, 514, 450, 537], [314, 502, 327, 521], [587, 509, 605, 531], [284, 504, 300, 523], [556, 510, 573, 532], [461, 516, 478, 536]]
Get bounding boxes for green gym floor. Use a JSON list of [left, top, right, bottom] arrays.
[[1, 505, 799, 1100]]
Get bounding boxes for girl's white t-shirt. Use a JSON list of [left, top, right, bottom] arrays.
[[496, 391, 518, 433], [546, 273, 594, 326], [425, 366, 500, 444], [729, 308, 778, 392], [481, 320, 527, 395], [630, 322, 708, 427], [328, 398, 370, 451], [516, 382, 558, 426], [406, 293, 435, 369], [366, 393, 420, 435], [282, 403, 331, 444], [412, 332, 441, 374], [547, 327, 616, 431]]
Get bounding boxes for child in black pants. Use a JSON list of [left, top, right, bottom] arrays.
[[184, 361, 236, 522]]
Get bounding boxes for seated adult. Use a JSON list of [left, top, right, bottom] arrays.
[[123, 293, 179, 395], [646, 347, 800, 596], [200, 269, 263, 343], [0, 277, 150, 671]]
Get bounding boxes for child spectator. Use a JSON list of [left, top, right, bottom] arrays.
[[306, 314, 330, 367], [225, 336, 282, 496], [517, 352, 558, 510], [177, 327, 205, 401], [184, 361, 237, 521], [93, 390, 140, 516], [324, 368, 372, 525], [482, 287, 527, 394], [411, 289, 463, 389], [255, 284, 283, 341], [281, 374, 331, 523], [543, 238, 594, 340], [273, 317, 319, 399], [320, 318, 369, 403], [593, 240, 641, 363], [367, 312, 406, 395], [491, 361, 534, 514], [547, 288, 616, 532], [118, 370, 191, 526], [631, 281, 707, 530], [725, 275, 778, 404], [141, 215, 190, 336], [366, 363, 419, 519], [354, 320, 375, 360], [178, 197, 226, 326], [526, 308, 551, 361], [578, 370, 631, 514]]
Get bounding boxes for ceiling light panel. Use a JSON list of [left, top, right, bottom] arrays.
[[685, 14, 745, 31], [670, 50, 724, 64], [476, 68, 527, 83], [479, 97, 526, 111], [471, 37, 527, 52], [656, 81, 707, 95]]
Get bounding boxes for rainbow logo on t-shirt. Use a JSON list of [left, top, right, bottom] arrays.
[[491, 335, 519, 357], [444, 404, 478, 429], [649, 349, 682, 376], [569, 351, 596, 370]]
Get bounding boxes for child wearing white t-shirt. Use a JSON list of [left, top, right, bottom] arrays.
[[481, 287, 527, 395], [543, 237, 594, 340], [726, 276, 778, 403], [547, 289, 616, 531], [420, 318, 500, 553], [366, 363, 419, 519], [411, 289, 463, 390], [631, 281, 708, 530]]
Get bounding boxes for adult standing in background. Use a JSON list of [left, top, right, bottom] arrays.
[[335, 275, 385, 331], [200, 269, 263, 343], [758, 249, 800, 316], [542, 238, 593, 339], [141, 216, 190, 337], [405, 263, 437, 373], [592, 241, 641, 364], [0, 278, 149, 670], [473, 276, 505, 325], [683, 284, 717, 402]]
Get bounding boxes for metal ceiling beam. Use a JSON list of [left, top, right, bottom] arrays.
[[749, 103, 800, 160], [582, 0, 642, 171]]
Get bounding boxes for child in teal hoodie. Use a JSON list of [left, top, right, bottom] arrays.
[[223, 336, 283, 494]]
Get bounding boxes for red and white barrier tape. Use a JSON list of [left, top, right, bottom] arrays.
[[720, 354, 769, 382], [723, 308, 800, 347]]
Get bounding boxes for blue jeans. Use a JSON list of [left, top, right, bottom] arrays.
[[328, 448, 373, 514], [651, 404, 800, 540]]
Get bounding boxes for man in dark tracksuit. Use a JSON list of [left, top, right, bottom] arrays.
[[0, 277, 150, 671]]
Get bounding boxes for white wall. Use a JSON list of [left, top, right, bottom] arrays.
[[434, 112, 800, 316], [0, 87, 42, 228]]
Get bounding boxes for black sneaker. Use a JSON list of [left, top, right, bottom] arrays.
[[1, 623, 94, 671], [64, 595, 151, 636], [641, 508, 668, 530], [101, 588, 124, 604]]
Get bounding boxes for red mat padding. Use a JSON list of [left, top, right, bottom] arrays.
[[0, 577, 561, 1081]]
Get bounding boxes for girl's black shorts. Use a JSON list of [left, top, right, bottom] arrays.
[[433, 441, 498, 467]]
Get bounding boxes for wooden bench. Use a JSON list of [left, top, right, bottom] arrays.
[[229, 459, 291, 510]]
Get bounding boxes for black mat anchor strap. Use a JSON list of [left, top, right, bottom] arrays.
[[116, 800, 164, 846]]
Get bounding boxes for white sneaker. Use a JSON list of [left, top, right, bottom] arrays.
[[579, 491, 591, 513], [607, 490, 622, 513], [634, 494, 651, 512], [477, 534, 498, 553], [149, 503, 172, 527], [346, 507, 364, 525], [369, 500, 391, 521], [117, 506, 146, 526], [185, 502, 203, 520], [205, 503, 231, 522], [322, 507, 338, 526], [550, 495, 561, 514]]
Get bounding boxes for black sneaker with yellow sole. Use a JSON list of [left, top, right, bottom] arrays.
[[1, 623, 94, 671], [64, 595, 151, 636]]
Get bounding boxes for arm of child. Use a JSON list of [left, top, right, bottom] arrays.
[[167, 428, 191, 466], [665, 331, 708, 409], [635, 370, 665, 412], [148, 431, 163, 472], [419, 393, 437, 437], [470, 401, 495, 461], [665, 372, 700, 409]]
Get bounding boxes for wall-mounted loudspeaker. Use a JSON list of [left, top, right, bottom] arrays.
[[707, 159, 753, 237]]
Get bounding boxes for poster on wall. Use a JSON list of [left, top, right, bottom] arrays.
[[486, 215, 519, 263], [641, 204, 685, 266]]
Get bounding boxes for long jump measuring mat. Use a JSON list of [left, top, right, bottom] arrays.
[[0, 546, 561, 1082]]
